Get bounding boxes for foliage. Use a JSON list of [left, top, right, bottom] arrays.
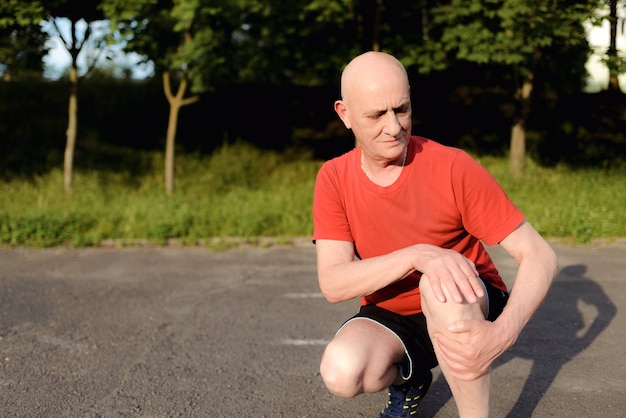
[[104, 0, 183, 74], [395, 0, 600, 178], [403, 0, 596, 76], [0, 1, 47, 80], [0, 1, 612, 89], [590, 0, 626, 88], [105, 0, 432, 90], [0, 143, 320, 247], [477, 155, 626, 244], [2, 78, 625, 180], [0, 24, 48, 80], [1, 143, 624, 248], [0, 0, 45, 27], [106, 0, 266, 92]]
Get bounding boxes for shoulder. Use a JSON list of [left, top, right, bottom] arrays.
[[413, 136, 463, 156], [411, 136, 476, 168]]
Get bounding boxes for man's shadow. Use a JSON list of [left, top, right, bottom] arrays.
[[422, 264, 617, 417]]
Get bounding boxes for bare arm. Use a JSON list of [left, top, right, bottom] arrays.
[[435, 221, 559, 380], [316, 239, 483, 304], [315, 239, 412, 303], [493, 220, 559, 345]]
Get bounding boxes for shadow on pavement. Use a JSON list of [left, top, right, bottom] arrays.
[[423, 264, 617, 417]]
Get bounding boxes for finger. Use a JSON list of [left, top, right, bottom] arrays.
[[435, 335, 486, 380], [457, 260, 482, 302], [445, 270, 476, 304], [440, 276, 463, 303], [434, 334, 472, 375], [458, 255, 478, 276], [434, 332, 465, 357], [433, 266, 466, 304], [467, 274, 485, 299], [427, 274, 448, 303]]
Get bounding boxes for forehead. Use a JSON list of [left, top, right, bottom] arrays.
[[349, 78, 411, 112]]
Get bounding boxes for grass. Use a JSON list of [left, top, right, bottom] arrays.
[[1, 142, 624, 248], [477, 156, 626, 244]]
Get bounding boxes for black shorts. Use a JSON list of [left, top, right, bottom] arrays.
[[338, 279, 509, 384]]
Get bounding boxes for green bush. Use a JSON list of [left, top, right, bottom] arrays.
[[477, 156, 626, 244], [1, 142, 624, 248]]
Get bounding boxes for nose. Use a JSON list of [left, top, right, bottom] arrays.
[[382, 111, 402, 137]]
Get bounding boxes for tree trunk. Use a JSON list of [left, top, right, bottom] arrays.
[[64, 66, 79, 193], [607, 0, 622, 92], [165, 101, 180, 195], [509, 121, 525, 180], [510, 75, 533, 180], [162, 71, 199, 195]]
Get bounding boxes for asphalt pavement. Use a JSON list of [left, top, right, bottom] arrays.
[[0, 242, 624, 417]]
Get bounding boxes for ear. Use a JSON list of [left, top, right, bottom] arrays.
[[334, 100, 352, 129]]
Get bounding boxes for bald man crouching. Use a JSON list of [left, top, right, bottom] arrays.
[[312, 51, 558, 418]]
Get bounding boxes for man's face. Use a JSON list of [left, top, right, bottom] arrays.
[[337, 71, 412, 161]]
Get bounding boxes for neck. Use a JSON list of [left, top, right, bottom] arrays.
[[360, 145, 408, 186]]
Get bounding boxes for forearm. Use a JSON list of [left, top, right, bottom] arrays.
[[495, 239, 559, 348], [317, 247, 415, 303], [318, 241, 483, 304]]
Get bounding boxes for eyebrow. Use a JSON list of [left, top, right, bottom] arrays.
[[365, 101, 410, 117]]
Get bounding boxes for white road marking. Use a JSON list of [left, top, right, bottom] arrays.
[[279, 338, 329, 346], [282, 292, 324, 298]]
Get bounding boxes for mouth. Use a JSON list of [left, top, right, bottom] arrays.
[[383, 136, 406, 145]]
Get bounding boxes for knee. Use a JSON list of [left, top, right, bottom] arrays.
[[320, 343, 363, 398], [418, 273, 439, 319], [419, 273, 487, 326]]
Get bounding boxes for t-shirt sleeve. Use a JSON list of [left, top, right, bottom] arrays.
[[312, 162, 355, 243], [451, 151, 526, 246]]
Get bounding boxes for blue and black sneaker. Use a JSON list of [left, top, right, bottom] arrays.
[[379, 370, 432, 417]]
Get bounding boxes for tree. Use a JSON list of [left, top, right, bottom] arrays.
[[299, 0, 430, 78], [153, 0, 200, 195], [47, 1, 110, 193], [107, 0, 355, 193], [107, 0, 224, 194], [403, 0, 597, 178], [602, 0, 625, 92], [1, 0, 113, 192], [297, 0, 430, 146]]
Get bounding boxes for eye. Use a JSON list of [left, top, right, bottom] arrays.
[[368, 111, 386, 120], [394, 105, 410, 115]]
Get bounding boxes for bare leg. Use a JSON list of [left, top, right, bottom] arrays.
[[320, 318, 406, 398], [419, 275, 491, 418]]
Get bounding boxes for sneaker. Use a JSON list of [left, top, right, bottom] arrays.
[[379, 370, 432, 418]]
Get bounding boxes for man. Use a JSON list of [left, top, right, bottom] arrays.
[[312, 51, 558, 418]]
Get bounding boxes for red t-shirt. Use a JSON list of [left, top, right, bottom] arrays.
[[312, 136, 525, 315]]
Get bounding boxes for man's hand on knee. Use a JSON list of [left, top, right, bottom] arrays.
[[410, 244, 484, 304], [433, 320, 505, 381]]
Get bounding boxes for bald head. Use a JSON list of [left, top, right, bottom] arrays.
[[340, 51, 409, 103]]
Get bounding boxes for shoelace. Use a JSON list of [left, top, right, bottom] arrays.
[[381, 383, 425, 416]]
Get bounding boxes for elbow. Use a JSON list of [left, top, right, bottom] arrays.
[[322, 292, 343, 304], [549, 246, 560, 280], [319, 282, 342, 304], [541, 237, 559, 278], [318, 273, 345, 304], [536, 241, 559, 286]]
